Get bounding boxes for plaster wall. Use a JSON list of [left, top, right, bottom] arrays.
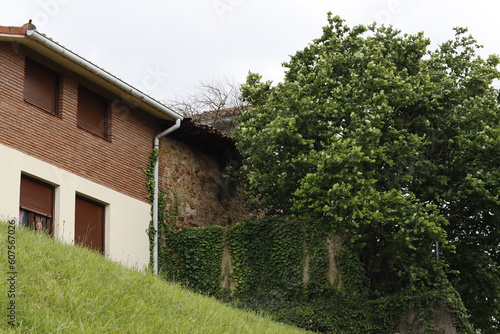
[[0, 144, 150, 269]]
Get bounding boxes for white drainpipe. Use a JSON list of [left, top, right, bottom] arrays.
[[153, 118, 182, 274]]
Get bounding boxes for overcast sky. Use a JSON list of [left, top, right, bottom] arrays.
[[1, 0, 499, 105]]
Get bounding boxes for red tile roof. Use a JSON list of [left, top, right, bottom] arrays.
[[0, 25, 27, 35], [176, 117, 235, 143], [190, 106, 246, 125], [169, 118, 240, 164]]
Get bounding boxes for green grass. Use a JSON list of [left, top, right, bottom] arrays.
[[0, 222, 309, 333]]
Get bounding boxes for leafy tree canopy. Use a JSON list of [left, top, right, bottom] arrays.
[[236, 13, 500, 332]]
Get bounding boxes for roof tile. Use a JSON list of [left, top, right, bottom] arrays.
[[0, 26, 27, 35]]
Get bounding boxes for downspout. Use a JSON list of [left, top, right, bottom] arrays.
[[153, 118, 182, 275]]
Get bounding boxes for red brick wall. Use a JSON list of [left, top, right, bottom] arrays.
[[0, 43, 161, 203]]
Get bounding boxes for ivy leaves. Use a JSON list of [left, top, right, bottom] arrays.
[[236, 13, 500, 331]]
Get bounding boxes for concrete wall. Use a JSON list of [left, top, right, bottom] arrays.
[[0, 144, 150, 269]]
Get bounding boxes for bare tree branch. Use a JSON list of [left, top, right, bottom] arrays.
[[165, 76, 248, 134], [166, 76, 244, 116]]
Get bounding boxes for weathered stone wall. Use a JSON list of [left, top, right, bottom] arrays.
[[159, 136, 254, 228], [396, 305, 457, 334]]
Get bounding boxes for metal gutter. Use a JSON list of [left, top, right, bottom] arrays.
[[25, 29, 182, 122]]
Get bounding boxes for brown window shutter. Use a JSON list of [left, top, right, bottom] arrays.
[[77, 86, 108, 138], [19, 176, 54, 217], [24, 58, 59, 114], [75, 196, 105, 253]]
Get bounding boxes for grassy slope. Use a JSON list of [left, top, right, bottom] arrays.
[[0, 223, 308, 333]]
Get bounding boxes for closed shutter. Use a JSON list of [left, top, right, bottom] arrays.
[[75, 196, 105, 253], [77, 86, 108, 138], [24, 58, 59, 114], [19, 176, 54, 217]]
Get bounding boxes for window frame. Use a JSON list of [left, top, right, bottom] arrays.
[[19, 209, 53, 234], [19, 175, 55, 235], [23, 57, 60, 115], [77, 85, 110, 139], [75, 194, 105, 254]]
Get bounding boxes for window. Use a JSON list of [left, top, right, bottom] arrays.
[[75, 195, 105, 253], [23, 58, 60, 114], [19, 175, 54, 234], [77, 86, 109, 138]]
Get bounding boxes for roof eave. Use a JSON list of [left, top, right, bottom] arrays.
[[0, 29, 181, 121]]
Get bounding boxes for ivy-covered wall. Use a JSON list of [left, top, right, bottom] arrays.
[[158, 218, 472, 333]]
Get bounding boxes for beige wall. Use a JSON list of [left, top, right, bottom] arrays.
[[0, 144, 150, 270]]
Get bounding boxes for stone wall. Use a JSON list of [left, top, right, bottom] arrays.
[[395, 305, 457, 334], [159, 136, 254, 228]]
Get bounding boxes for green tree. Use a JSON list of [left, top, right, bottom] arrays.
[[237, 14, 499, 332]]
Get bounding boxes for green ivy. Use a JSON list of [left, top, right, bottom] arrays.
[[303, 224, 330, 293], [227, 218, 304, 306], [158, 217, 473, 333], [178, 226, 224, 295], [144, 149, 158, 271], [161, 226, 224, 297], [142, 178, 472, 332], [157, 190, 178, 275]]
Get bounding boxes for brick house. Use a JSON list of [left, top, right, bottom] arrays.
[[0, 23, 184, 269]]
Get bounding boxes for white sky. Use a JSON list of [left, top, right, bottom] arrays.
[[1, 0, 499, 104]]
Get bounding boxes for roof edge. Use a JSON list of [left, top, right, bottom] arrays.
[[0, 24, 181, 121], [0, 25, 28, 35], [25, 29, 182, 121]]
